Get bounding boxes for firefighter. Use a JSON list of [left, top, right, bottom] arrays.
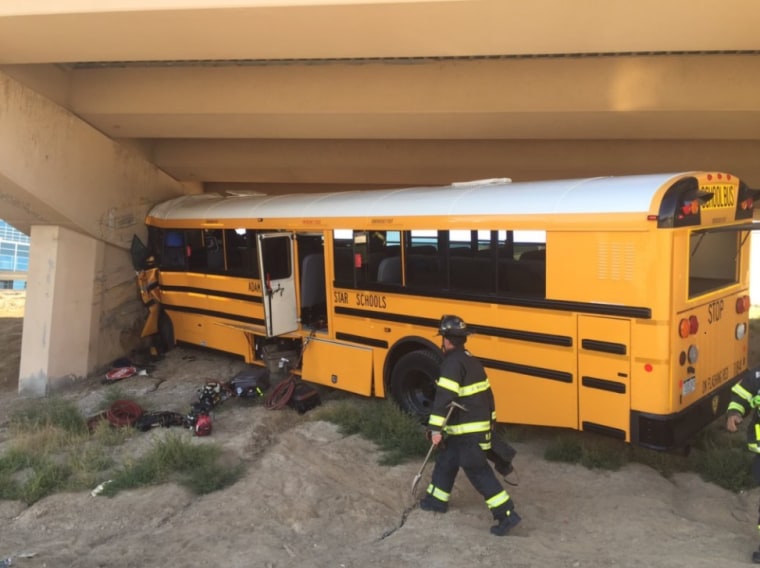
[[726, 370, 760, 564], [419, 314, 522, 536]]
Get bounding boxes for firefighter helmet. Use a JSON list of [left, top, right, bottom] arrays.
[[437, 315, 472, 337]]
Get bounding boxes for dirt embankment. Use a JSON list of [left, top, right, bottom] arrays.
[[1, 292, 760, 567]]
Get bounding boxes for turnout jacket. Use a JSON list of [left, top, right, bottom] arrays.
[[428, 346, 497, 447], [728, 371, 760, 452]]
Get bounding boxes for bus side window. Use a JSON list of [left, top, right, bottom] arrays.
[[405, 230, 445, 290], [448, 230, 495, 293], [497, 230, 546, 297], [333, 230, 354, 286], [162, 230, 187, 270], [366, 230, 400, 285], [186, 229, 206, 272], [225, 229, 258, 278], [204, 229, 224, 272]]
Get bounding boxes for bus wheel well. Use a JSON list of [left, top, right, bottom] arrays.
[[385, 338, 441, 421]]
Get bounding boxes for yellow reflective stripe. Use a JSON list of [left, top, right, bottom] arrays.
[[459, 379, 491, 397], [491, 410, 497, 422], [733, 383, 754, 403], [728, 402, 746, 415], [486, 491, 509, 510], [479, 441, 492, 451], [429, 414, 445, 427], [750, 424, 760, 453], [427, 484, 450, 502], [446, 420, 492, 435], [437, 377, 460, 394]]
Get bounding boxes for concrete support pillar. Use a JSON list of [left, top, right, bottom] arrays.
[[0, 70, 188, 396], [19, 225, 103, 396]]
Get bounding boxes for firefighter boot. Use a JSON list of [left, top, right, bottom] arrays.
[[490, 510, 521, 536], [419, 495, 448, 514]]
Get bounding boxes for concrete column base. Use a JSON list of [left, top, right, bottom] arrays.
[[19, 225, 102, 396]]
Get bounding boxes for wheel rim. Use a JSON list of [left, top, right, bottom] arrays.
[[400, 367, 436, 416]]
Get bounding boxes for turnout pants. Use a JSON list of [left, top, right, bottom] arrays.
[[426, 434, 512, 519]]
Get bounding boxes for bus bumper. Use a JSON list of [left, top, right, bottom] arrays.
[[629, 372, 746, 451]]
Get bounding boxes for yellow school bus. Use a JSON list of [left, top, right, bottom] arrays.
[[141, 172, 759, 450]]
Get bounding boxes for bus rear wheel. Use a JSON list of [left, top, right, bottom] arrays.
[[390, 349, 441, 421]]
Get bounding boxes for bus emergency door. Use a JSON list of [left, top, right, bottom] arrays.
[[257, 232, 298, 337], [577, 315, 632, 441]]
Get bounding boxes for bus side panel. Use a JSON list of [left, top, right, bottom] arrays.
[[577, 315, 631, 441], [551, 231, 666, 310], [160, 271, 262, 296], [302, 338, 373, 396], [490, 368, 578, 430], [629, 319, 671, 414], [164, 309, 251, 359]]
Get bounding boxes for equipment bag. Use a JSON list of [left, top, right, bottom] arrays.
[[288, 382, 321, 414], [486, 437, 517, 477], [134, 411, 185, 432], [230, 366, 271, 399]]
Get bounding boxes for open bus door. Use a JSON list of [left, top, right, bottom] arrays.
[[257, 232, 298, 337]]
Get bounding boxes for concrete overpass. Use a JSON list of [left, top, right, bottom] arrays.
[[1, 0, 760, 394]]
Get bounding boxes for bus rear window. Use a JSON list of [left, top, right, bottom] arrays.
[[688, 230, 739, 298]]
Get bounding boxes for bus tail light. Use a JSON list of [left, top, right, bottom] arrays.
[[688, 315, 699, 334], [679, 318, 690, 338], [736, 295, 750, 314], [678, 316, 699, 338]]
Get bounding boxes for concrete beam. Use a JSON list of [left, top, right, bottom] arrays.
[[154, 138, 760, 189], [64, 55, 760, 141], [0, 1, 759, 63]]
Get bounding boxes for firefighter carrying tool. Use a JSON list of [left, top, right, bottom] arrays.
[[418, 314, 522, 536], [411, 400, 466, 498]]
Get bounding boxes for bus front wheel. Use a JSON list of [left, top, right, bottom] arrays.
[[389, 349, 441, 421], [158, 312, 175, 352]]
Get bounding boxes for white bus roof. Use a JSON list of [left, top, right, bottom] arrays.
[[147, 172, 699, 221]]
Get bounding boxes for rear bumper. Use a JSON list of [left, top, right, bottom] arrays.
[[629, 369, 752, 450]]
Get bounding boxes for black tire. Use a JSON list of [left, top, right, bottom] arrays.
[[389, 349, 441, 420], [158, 311, 175, 352]]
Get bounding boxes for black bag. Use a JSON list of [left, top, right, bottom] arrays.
[[230, 366, 271, 399], [288, 382, 321, 414], [487, 437, 517, 477], [134, 411, 185, 432]]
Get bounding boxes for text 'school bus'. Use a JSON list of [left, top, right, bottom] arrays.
[[138, 172, 760, 450]]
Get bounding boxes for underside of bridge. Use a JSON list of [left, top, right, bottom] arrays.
[[1, 0, 759, 393]]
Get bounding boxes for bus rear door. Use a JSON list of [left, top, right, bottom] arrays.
[[257, 232, 298, 336]]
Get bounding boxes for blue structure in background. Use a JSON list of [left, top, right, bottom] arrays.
[[0, 220, 29, 290]]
